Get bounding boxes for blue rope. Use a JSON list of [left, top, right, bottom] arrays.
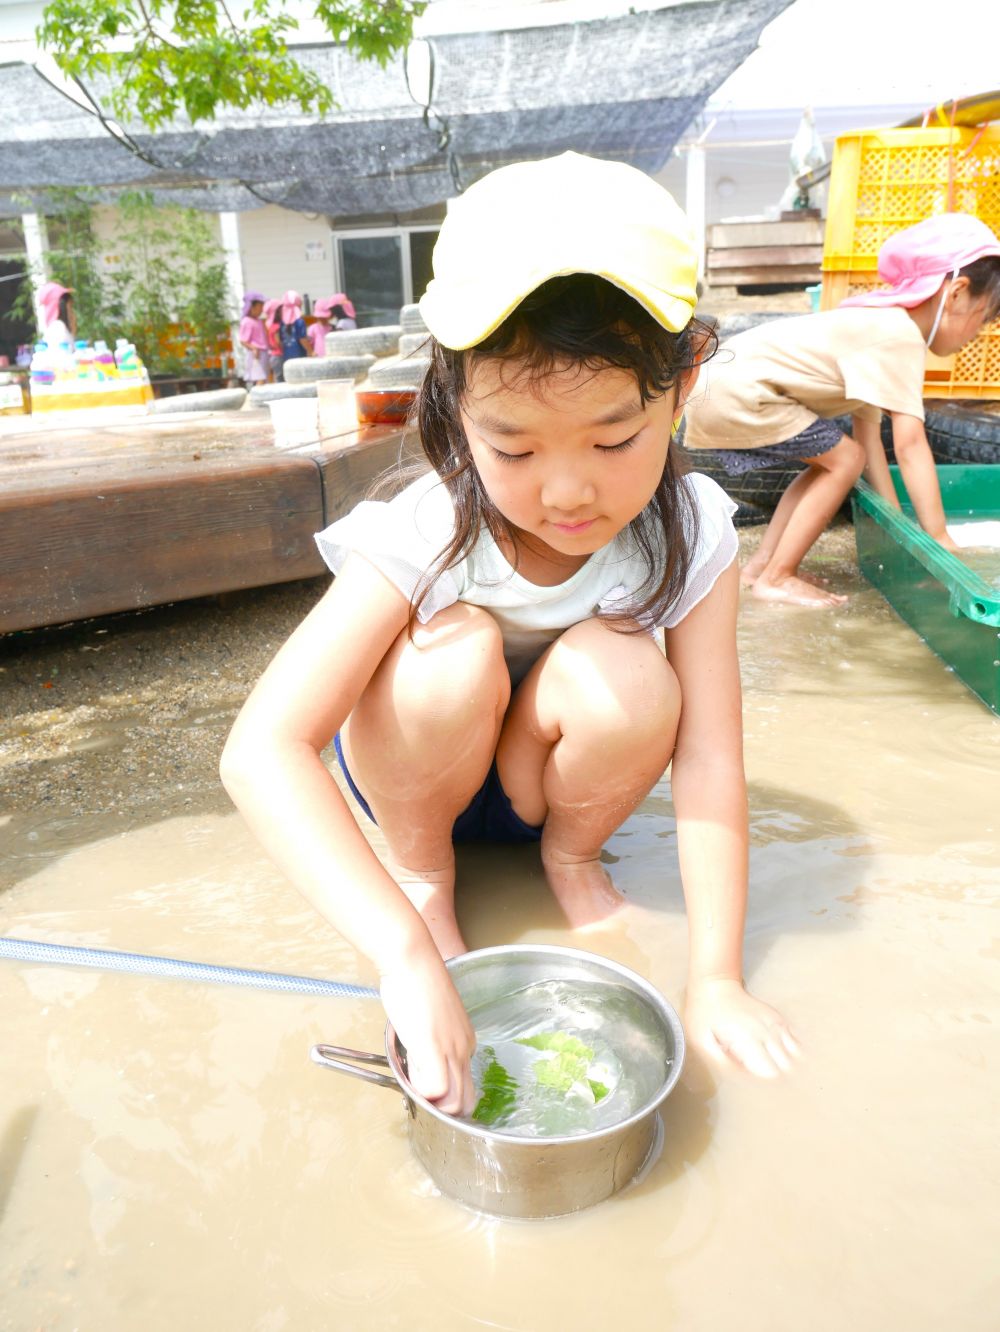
[[0, 936, 378, 1000]]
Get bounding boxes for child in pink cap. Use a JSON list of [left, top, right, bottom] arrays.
[[277, 290, 312, 367], [307, 297, 336, 357], [37, 281, 76, 347], [682, 212, 1000, 607], [262, 298, 283, 380], [328, 293, 357, 330], [238, 291, 269, 384]]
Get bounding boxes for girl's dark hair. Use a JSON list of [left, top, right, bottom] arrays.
[[961, 255, 1000, 322], [413, 273, 716, 631], [58, 292, 73, 323], [329, 303, 348, 321]]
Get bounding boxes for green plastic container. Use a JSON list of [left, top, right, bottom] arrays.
[[852, 466, 1000, 715]]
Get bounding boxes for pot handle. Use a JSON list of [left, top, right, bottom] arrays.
[[310, 1042, 399, 1091]]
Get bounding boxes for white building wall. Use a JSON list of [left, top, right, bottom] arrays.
[[235, 206, 336, 308], [89, 203, 224, 277]]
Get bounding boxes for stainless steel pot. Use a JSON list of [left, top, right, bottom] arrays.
[[310, 944, 685, 1219]]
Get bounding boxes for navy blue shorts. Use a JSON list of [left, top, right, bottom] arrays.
[[333, 733, 544, 845], [680, 416, 845, 475]]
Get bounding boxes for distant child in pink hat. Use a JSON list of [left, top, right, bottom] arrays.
[[238, 290, 269, 384], [682, 212, 1000, 607], [307, 297, 337, 357], [276, 289, 312, 367], [37, 280, 76, 347], [262, 298, 284, 380], [328, 294, 357, 330]]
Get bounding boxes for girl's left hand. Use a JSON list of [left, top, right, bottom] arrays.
[[684, 976, 801, 1078]]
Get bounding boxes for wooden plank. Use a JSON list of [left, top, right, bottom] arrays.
[[706, 244, 824, 269], [311, 424, 423, 523], [704, 265, 822, 286], [707, 218, 826, 247], [0, 411, 425, 633], [0, 452, 325, 632]]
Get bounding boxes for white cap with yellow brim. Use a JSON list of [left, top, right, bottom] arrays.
[[419, 151, 699, 350]]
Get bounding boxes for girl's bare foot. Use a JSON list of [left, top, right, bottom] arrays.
[[739, 557, 767, 587], [751, 573, 847, 608], [743, 560, 830, 590], [386, 857, 468, 958], [541, 847, 627, 927], [795, 569, 832, 588]]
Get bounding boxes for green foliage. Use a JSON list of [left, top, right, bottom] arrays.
[[36, 0, 426, 130], [5, 190, 108, 341], [100, 190, 230, 373]]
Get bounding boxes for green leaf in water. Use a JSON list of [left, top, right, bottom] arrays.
[[517, 1032, 594, 1061], [472, 1047, 519, 1125], [518, 1032, 612, 1103]]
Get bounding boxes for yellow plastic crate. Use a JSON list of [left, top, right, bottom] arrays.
[[820, 125, 1000, 399]]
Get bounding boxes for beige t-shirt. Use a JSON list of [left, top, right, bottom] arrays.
[[682, 307, 927, 450]]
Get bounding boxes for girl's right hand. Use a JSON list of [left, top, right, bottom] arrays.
[[379, 957, 477, 1117]]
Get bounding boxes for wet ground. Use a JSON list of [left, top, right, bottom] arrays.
[[1, 521, 998, 1330]]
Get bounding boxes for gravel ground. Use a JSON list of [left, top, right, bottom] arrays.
[[0, 578, 330, 843]]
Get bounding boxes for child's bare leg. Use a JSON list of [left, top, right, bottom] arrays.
[[741, 466, 820, 584], [342, 603, 510, 957], [751, 434, 864, 608], [497, 619, 680, 927]]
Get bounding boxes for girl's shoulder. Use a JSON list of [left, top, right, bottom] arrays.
[[313, 469, 462, 618]]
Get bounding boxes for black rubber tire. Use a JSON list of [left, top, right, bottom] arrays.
[[706, 311, 799, 341], [732, 498, 772, 528], [677, 445, 803, 509], [923, 401, 1000, 464]]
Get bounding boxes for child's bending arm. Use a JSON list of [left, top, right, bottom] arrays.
[[854, 412, 899, 507], [220, 554, 476, 1114], [665, 560, 800, 1078], [890, 413, 959, 553]]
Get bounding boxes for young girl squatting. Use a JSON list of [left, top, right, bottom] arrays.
[[221, 153, 799, 1115], [681, 213, 1000, 608]]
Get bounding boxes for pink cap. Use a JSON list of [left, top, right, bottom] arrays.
[[37, 281, 72, 327], [311, 297, 336, 320], [330, 292, 356, 319], [263, 298, 280, 322], [840, 212, 1000, 310], [280, 290, 303, 323]]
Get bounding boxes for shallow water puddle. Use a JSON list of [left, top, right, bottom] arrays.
[[1, 571, 998, 1331]]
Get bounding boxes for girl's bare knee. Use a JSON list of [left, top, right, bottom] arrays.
[[361, 603, 510, 732], [547, 619, 680, 734], [817, 434, 866, 482]]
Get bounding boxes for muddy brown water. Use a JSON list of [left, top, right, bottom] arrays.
[[1, 526, 997, 1331]]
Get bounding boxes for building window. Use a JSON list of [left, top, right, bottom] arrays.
[[334, 227, 439, 326]]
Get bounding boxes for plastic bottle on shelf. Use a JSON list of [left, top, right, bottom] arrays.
[[53, 340, 76, 391], [115, 338, 139, 379], [28, 341, 55, 392], [93, 340, 117, 381], [73, 340, 98, 389]]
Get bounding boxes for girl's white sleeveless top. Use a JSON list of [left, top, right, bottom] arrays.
[[315, 469, 737, 683]]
